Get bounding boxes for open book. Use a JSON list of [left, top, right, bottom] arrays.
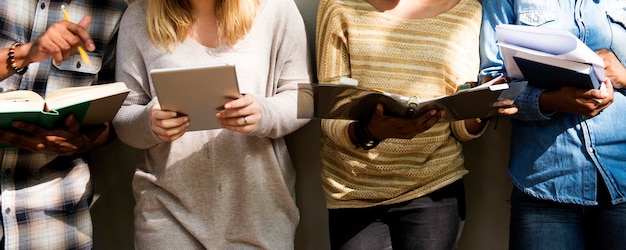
[[151, 64, 241, 131], [0, 82, 130, 129], [496, 24, 605, 89], [298, 76, 527, 122]]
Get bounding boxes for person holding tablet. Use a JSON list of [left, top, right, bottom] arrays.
[[111, 0, 312, 248]]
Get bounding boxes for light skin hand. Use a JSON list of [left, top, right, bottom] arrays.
[[216, 94, 261, 133], [151, 103, 189, 141], [366, 103, 444, 140], [19, 16, 95, 67], [596, 48, 626, 89], [539, 80, 614, 117], [0, 114, 109, 156]]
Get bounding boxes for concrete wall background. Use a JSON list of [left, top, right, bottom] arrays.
[[90, 1, 513, 249]]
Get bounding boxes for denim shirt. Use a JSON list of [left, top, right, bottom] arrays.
[[480, 0, 626, 205]]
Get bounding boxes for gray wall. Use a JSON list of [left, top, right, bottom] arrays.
[[90, 1, 513, 249]]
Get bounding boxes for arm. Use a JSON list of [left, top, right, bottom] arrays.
[[317, 0, 361, 148], [532, 49, 619, 117], [597, 48, 626, 89], [480, 0, 549, 120], [256, 1, 314, 138], [0, 16, 119, 155], [218, 1, 313, 139], [480, 0, 614, 119], [0, 115, 109, 156], [0, 17, 95, 81], [111, 6, 173, 149]]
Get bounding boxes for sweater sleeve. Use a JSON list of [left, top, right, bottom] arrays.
[[112, 3, 163, 149], [248, 0, 314, 139], [315, 0, 357, 149]]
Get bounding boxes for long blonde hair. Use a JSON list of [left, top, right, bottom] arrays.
[[146, 0, 260, 51]]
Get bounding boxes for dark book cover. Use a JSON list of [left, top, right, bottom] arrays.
[[513, 56, 600, 90]]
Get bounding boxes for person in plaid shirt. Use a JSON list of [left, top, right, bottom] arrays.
[[0, 1, 127, 249]]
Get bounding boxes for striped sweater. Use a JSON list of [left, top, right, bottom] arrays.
[[316, 0, 483, 209]]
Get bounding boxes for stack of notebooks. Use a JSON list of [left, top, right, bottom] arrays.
[[495, 24, 605, 90]]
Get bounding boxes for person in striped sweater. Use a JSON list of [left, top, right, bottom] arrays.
[[316, 0, 499, 248]]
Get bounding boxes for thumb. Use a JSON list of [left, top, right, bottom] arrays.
[[77, 16, 95, 51], [375, 103, 385, 116], [64, 114, 81, 133], [77, 15, 92, 30]]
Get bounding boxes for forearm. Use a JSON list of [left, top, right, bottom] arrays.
[[113, 101, 164, 149]]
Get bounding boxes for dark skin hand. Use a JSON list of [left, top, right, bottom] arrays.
[[26, 17, 95, 66], [539, 48, 623, 117], [596, 48, 626, 89], [1, 16, 95, 80], [539, 81, 613, 117], [350, 75, 520, 142], [349, 103, 445, 142], [0, 114, 110, 156]]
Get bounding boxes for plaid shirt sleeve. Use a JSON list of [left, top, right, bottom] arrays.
[[0, 1, 127, 249]]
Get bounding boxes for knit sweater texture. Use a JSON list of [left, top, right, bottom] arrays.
[[316, 0, 482, 209], [112, 0, 312, 248]]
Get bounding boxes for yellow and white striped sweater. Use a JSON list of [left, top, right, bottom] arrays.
[[316, 0, 482, 209]]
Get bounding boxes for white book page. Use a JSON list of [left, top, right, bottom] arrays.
[[496, 24, 605, 81]]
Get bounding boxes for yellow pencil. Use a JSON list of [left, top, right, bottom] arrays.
[[61, 5, 91, 65]]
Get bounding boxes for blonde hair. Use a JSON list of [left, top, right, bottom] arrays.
[[147, 0, 260, 51]]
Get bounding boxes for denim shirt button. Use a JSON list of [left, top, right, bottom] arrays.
[[533, 14, 540, 22], [588, 147, 594, 153]]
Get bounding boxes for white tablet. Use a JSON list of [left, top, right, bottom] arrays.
[[150, 64, 240, 131]]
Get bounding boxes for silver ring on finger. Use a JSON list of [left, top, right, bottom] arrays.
[[243, 116, 248, 126]]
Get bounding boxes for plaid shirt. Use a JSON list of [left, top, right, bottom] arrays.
[[0, 1, 127, 249]]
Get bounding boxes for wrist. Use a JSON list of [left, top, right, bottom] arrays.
[[7, 42, 29, 75], [353, 121, 381, 150]]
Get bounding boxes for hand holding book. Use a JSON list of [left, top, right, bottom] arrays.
[[1, 113, 110, 155], [298, 75, 526, 122]]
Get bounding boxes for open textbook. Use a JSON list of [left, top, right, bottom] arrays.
[[298, 75, 527, 122], [496, 24, 605, 90], [0, 82, 130, 129]]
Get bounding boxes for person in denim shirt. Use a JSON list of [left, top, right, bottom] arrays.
[[480, 0, 626, 249]]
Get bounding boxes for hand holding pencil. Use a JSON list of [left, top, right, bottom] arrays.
[[8, 6, 94, 69], [61, 5, 91, 65]]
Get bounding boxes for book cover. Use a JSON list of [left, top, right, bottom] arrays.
[[495, 24, 606, 88], [300, 76, 527, 122], [513, 56, 599, 90], [0, 82, 130, 129]]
